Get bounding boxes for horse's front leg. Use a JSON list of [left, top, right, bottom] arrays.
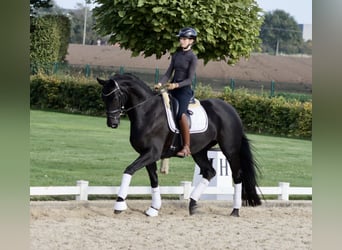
[[144, 162, 161, 217], [113, 151, 160, 214], [113, 173, 132, 214]]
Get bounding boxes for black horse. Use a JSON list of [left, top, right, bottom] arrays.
[[97, 73, 261, 217]]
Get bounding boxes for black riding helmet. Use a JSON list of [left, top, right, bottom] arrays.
[[177, 27, 197, 40]]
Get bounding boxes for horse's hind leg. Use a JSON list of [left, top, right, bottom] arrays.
[[216, 138, 242, 216], [189, 150, 216, 215], [145, 162, 161, 217], [222, 150, 242, 217], [231, 182, 242, 217]]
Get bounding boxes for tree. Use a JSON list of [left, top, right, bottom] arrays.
[[30, 15, 71, 64], [30, 0, 53, 16], [66, 3, 106, 45], [300, 40, 312, 55], [93, 0, 263, 65], [260, 9, 303, 55]]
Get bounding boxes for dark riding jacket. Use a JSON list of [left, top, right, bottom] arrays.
[[159, 49, 197, 88], [160, 49, 198, 120]]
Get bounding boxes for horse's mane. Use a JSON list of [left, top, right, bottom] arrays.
[[112, 73, 153, 94]]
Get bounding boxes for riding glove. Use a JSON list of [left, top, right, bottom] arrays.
[[165, 83, 178, 90], [154, 83, 162, 90]]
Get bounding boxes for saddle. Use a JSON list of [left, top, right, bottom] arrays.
[[168, 93, 195, 129], [161, 90, 208, 134]]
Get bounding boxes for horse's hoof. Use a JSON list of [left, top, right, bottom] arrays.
[[145, 206, 159, 217], [189, 198, 198, 215], [230, 208, 240, 217], [113, 200, 127, 214]]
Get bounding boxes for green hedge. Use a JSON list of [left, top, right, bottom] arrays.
[[30, 74, 104, 115], [30, 75, 312, 139], [219, 87, 312, 138], [30, 15, 71, 74]]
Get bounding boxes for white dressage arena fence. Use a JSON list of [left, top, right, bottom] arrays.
[[30, 149, 311, 201], [30, 180, 312, 201]]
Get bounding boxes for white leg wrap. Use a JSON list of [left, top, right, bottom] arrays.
[[233, 183, 242, 209], [151, 187, 162, 209], [190, 178, 209, 201], [145, 206, 159, 217], [117, 173, 132, 199], [114, 200, 127, 211]]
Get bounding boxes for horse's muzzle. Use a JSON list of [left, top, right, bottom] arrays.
[[106, 110, 121, 129], [107, 118, 120, 128], [108, 123, 118, 128]]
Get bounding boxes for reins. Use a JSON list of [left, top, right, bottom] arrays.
[[102, 80, 163, 115], [123, 92, 162, 114]]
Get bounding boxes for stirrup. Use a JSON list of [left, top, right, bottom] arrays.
[[176, 145, 191, 157]]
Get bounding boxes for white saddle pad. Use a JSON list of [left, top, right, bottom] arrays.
[[162, 91, 208, 134]]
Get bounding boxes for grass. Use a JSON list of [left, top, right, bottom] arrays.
[[30, 110, 312, 189]]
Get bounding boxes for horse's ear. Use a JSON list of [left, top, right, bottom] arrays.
[[97, 78, 105, 86]]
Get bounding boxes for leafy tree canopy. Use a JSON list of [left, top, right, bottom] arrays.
[[260, 9, 303, 54], [30, 0, 53, 16], [93, 0, 263, 65]]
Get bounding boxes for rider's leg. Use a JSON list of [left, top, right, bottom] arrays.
[[176, 113, 191, 157]]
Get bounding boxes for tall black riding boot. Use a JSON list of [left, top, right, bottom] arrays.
[[176, 114, 191, 157]]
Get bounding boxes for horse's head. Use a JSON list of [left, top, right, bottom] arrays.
[[97, 77, 122, 128]]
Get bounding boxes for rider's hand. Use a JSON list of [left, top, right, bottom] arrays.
[[165, 83, 178, 90], [154, 83, 162, 90]]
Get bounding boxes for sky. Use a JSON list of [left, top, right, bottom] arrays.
[[53, 0, 312, 24]]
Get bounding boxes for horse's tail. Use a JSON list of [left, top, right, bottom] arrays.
[[240, 133, 262, 206]]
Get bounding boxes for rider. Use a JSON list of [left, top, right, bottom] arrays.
[[155, 27, 198, 157]]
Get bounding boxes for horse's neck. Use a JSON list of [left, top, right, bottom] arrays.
[[126, 94, 163, 125], [124, 87, 153, 108]]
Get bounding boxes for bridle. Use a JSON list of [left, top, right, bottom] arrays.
[[101, 80, 123, 119], [101, 80, 161, 117]]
